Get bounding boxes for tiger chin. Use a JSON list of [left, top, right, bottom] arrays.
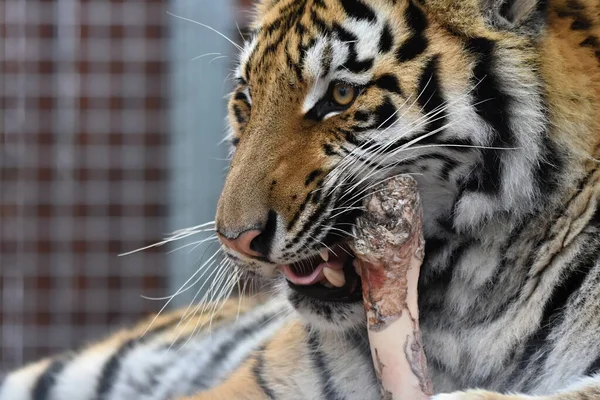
[[3, 0, 600, 399]]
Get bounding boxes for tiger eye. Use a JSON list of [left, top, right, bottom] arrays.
[[332, 83, 356, 106]]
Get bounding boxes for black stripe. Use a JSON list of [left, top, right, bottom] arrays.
[[234, 92, 249, 103], [332, 23, 374, 74], [305, 169, 323, 186], [580, 35, 599, 48], [286, 188, 336, 248], [234, 77, 247, 87], [323, 143, 341, 156], [32, 357, 71, 400], [590, 198, 600, 228], [570, 14, 592, 30], [469, 215, 543, 325], [440, 158, 459, 180], [405, 0, 428, 32], [585, 356, 600, 377], [396, 35, 428, 62], [354, 110, 370, 122], [252, 346, 277, 399], [372, 74, 403, 95], [288, 47, 304, 82], [257, 0, 308, 64], [192, 312, 279, 390], [378, 23, 394, 53], [94, 319, 178, 400], [532, 134, 563, 200], [311, 9, 330, 33], [287, 191, 314, 231], [402, 153, 459, 180], [372, 96, 398, 129], [463, 37, 514, 195], [336, 128, 361, 146], [379, 55, 450, 153], [307, 331, 345, 400], [517, 241, 599, 381], [232, 105, 246, 125], [310, 179, 325, 204], [320, 205, 363, 248], [340, 56, 374, 74], [332, 22, 356, 43], [321, 45, 333, 77], [339, 0, 377, 21], [420, 241, 470, 319], [417, 55, 446, 126], [396, 1, 428, 62]]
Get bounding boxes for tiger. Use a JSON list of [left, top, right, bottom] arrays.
[[2, 0, 600, 398]]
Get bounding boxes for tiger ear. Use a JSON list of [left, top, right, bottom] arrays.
[[483, 0, 548, 34]]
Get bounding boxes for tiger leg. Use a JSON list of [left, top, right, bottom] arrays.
[[433, 374, 600, 400]]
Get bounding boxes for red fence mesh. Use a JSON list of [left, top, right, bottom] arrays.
[[1, 0, 169, 371]]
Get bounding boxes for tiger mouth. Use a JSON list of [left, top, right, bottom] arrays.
[[280, 245, 362, 303]]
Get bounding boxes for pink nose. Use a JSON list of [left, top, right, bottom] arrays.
[[218, 230, 263, 258]]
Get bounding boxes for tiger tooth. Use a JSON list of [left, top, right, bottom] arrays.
[[319, 249, 329, 262], [323, 266, 345, 288]]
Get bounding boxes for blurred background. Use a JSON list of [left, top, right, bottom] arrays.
[[1, 0, 255, 371]]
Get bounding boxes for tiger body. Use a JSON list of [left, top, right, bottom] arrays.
[[3, 0, 600, 399]]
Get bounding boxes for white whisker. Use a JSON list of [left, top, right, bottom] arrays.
[[141, 246, 222, 337], [191, 52, 222, 61], [166, 12, 243, 51]]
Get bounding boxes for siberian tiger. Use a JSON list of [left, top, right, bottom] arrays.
[[3, 0, 600, 399]]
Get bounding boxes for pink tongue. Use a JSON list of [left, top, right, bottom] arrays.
[[281, 260, 344, 286]]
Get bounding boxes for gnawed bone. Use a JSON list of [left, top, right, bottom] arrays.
[[351, 175, 432, 400]]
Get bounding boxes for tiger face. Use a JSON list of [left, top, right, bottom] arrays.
[[216, 0, 564, 331]]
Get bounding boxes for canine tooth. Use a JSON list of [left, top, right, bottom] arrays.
[[323, 266, 345, 288], [319, 249, 329, 262], [322, 281, 334, 288]]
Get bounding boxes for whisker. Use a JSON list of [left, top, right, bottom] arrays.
[[166, 12, 243, 51], [141, 246, 222, 337], [209, 55, 229, 64], [170, 259, 231, 348], [191, 52, 222, 61], [120, 221, 216, 256], [140, 259, 218, 301], [165, 236, 219, 254]]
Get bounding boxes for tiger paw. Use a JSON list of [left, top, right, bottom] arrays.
[[432, 390, 540, 400]]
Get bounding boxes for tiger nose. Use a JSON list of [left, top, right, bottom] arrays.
[[217, 210, 278, 259], [218, 230, 264, 258]]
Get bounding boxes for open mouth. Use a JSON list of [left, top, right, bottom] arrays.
[[280, 245, 362, 303]]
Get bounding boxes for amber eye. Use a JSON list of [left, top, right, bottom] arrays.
[[332, 83, 356, 106]]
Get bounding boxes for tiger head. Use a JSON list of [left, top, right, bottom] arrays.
[[215, 0, 600, 331]]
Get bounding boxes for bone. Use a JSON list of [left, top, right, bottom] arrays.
[[351, 175, 432, 400]]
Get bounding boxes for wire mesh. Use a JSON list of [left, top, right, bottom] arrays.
[[1, 0, 170, 371]]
